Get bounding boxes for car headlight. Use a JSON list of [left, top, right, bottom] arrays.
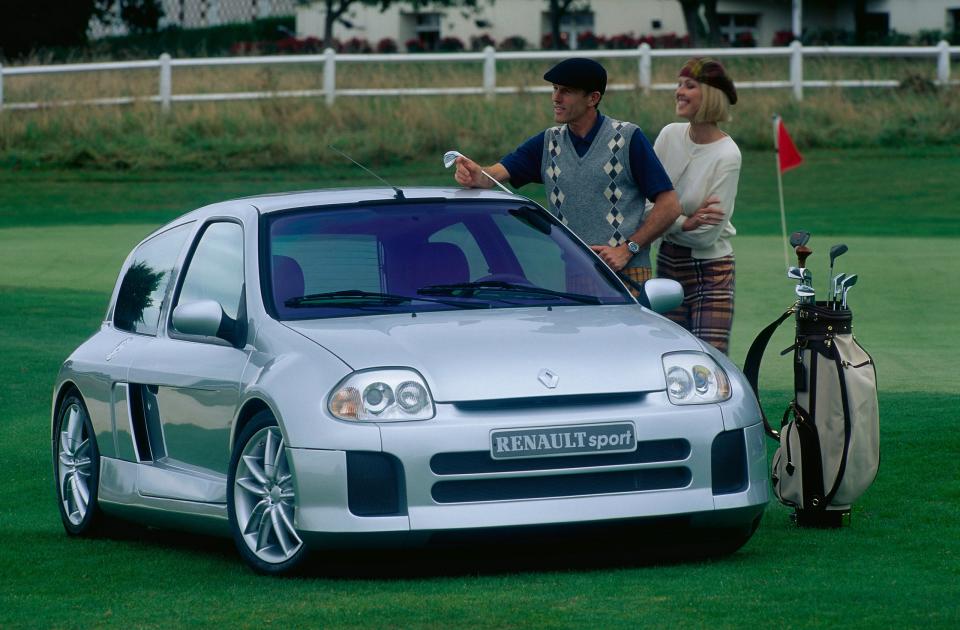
[[662, 352, 731, 405], [328, 369, 435, 421]]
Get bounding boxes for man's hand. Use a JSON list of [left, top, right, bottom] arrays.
[[682, 195, 725, 232], [454, 156, 491, 189], [590, 244, 633, 272]]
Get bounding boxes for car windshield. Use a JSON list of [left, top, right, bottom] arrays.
[[265, 200, 633, 320]]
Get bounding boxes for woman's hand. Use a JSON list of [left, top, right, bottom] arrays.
[[682, 195, 724, 231]]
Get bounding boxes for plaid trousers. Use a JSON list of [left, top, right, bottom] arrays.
[[656, 242, 735, 355]]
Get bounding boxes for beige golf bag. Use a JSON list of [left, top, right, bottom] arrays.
[[744, 302, 880, 527]]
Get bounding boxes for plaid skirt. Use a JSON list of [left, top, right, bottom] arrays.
[[656, 241, 735, 354]]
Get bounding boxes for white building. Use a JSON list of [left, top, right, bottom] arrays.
[[295, 0, 960, 50], [296, 0, 688, 50], [91, 0, 298, 38]]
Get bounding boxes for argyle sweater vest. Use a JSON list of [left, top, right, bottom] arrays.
[[540, 118, 650, 269]]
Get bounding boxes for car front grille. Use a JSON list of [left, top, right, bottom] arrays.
[[428, 438, 692, 503], [431, 467, 691, 503], [430, 438, 690, 475]]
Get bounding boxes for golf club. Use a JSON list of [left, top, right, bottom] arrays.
[[840, 274, 858, 309], [796, 244, 812, 270], [828, 244, 848, 299], [789, 230, 810, 248], [832, 273, 846, 309], [443, 150, 513, 194], [795, 284, 815, 305], [787, 267, 803, 281]]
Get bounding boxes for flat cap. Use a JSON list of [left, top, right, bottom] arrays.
[[543, 57, 607, 95]]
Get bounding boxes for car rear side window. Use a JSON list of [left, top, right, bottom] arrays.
[[114, 223, 193, 335], [175, 222, 245, 320]]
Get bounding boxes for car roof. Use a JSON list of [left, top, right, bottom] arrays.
[[200, 187, 531, 216]]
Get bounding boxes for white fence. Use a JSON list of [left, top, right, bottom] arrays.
[[1, 40, 957, 112]]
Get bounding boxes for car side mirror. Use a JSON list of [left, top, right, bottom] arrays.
[[172, 300, 243, 347], [639, 278, 683, 314]]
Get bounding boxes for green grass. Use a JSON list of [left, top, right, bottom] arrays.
[[1, 152, 959, 627]]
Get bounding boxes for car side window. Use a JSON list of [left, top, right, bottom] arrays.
[[175, 222, 245, 320], [114, 223, 193, 335]]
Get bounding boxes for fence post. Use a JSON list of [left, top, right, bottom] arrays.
[[324, 48, 336, 106], [483, 45, 496, 100], [937, 40, 951, 86], [159, 53, 172, 113], [790, 40, 803, 101], [638, 43, 651, 95]]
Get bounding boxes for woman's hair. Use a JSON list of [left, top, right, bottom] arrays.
[[693, 81, 732, 124]]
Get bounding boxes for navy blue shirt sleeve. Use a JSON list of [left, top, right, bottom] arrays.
[[629, 128, 674, 202], [500, 132, 545, 189]]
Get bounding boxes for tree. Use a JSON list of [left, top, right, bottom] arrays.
[[0, 0, 102, 59], [678, 0, 721, 48], [117, 0, 165, 35], [0, 0, 162, 60], [298, 0, 485, 51]]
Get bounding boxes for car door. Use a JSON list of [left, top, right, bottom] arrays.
[[126, 219, 249, 503], [106, 221, 195, 464]]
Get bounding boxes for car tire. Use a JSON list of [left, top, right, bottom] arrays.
[[227, 410, 307, 575], [53, 392, 109, 536]]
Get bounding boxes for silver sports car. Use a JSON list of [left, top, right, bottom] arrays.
[[52, 187, 769, 574]]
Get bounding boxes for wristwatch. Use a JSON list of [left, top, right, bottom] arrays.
[[625, 240, 641, 255]]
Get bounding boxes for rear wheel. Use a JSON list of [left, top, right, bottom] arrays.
[[53, 393, 107, 536], [227, 411, 307, 574]]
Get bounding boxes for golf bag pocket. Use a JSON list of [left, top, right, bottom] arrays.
[[771, 414, 806, 507]]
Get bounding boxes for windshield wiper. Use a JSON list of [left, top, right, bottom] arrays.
[[418, 281, 602, 305], [284, 290, 488, 309]]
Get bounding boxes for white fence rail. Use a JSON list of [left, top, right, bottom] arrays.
[[1, 40, 957, 112]]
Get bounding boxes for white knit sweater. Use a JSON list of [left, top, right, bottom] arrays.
[[650, 122, 742, 259]]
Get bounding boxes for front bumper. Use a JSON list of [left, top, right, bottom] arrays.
[[288, 393, 769, 545]]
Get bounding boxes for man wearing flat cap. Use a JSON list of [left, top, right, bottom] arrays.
[[454, 57, 683, 289]]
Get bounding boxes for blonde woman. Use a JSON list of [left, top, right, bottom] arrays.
[[653, 58, 741, 354]]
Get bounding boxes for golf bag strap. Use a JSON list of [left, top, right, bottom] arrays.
[[743, 306, 796, 440]]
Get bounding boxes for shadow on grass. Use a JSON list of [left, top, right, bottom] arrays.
[[64, 515, 758, 579]]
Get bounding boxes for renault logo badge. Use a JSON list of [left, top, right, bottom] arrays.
[[538, 368, 559, 389]]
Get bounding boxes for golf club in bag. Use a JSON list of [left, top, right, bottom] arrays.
[[743, 280, 880, 528]]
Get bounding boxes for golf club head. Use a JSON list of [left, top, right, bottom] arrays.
[[840, 274, 858, 309], [442, 150, 463, 169], [787, 267, 803, 281], [795, 284, 815, 304], [790, 230, 810, 248], [829, 243, 848, 264], [801, 268, 812, 285], [832, 273, 846, 303]]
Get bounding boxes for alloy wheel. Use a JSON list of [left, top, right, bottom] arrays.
[[233, 426, 303, 565], [57, 402, 93, 526]]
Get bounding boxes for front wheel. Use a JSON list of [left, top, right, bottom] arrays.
[[227, 411, 307, 575], [53, 393, 107, 536]]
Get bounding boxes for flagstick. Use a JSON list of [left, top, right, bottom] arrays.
[[774, 115, 790, 272], [776, 157, 789, 272]]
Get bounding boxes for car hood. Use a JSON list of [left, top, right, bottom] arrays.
[[284, 305, 700, 402]]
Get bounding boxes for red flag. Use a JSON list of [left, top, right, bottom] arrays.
[[775, 116, 803, 173]]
